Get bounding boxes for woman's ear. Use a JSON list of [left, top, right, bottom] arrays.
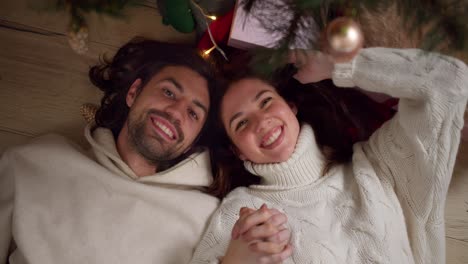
[[126, 78, 142, 108], [230, 145, 247, 161], [239, 154, 247, 161], [288, 102, 298, 115]]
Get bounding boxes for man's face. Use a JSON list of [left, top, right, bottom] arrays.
[[125, 66, 210, 163]]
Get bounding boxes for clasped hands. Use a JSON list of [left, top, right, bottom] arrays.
[[221, 204, 292, 264]]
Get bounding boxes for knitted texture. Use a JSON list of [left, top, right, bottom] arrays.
[[190, 48, 468, 264], [0, 127, 219, 264]]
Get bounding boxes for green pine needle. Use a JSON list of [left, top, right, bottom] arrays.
[[244, 0, 468, 77]]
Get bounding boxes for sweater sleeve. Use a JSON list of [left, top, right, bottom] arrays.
[[0, 151, 15, 264], [332, 48, 468, 220], [190, 191, 251, 264]]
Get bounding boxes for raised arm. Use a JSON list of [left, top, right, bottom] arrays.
[[335, 48, 467, 216], [294, 47, 468, 219]]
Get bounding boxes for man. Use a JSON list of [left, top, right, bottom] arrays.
[[0, 39, 220, 264]]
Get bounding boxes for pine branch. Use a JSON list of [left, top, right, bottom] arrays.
[[241, 0, 468, 76]]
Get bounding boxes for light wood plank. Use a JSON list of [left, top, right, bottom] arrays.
[[445, 112, 468, 264], [0, 0, 195, 48], [447, 238, 468, 264], [446, 140, 468, 241], [0, 26, 108, 147]]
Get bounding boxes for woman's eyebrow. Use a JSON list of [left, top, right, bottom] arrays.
[[229, 112, 243, 129], [229, 89, 273, 129], [253, 90, 271, 102]]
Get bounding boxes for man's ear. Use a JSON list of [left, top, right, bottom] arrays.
[[126, 78, 142, 108], [288, 101, 298, 115], [230, 145, 247, 161]]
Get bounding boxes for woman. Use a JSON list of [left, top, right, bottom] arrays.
[[192, 48, 468, 264]]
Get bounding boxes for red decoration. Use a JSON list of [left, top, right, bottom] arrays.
[[197, 9, 234, 52]]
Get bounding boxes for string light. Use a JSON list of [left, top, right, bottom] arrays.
[[203, 46, 216, 56], [191, 0, 228, 61]]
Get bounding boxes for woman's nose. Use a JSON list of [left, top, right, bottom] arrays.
[[254, 112, 271, 133]]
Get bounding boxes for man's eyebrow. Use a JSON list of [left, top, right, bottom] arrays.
[[193, 100, 208, 116], [160, 77, 184, 92], [160, 77, 208, 116], [228, 90, 272, 129]]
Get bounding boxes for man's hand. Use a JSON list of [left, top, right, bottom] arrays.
[[221, 204, 292, 264]]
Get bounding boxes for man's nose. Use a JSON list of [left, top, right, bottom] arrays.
[[165, 99, 187, 124]]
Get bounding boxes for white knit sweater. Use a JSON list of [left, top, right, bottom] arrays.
[[190, 48, 468, 264], [0, 126, 219, 264]]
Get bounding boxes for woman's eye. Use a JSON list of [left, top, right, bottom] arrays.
[[260, 97, 272, 108], [163, 88, 175, 98], [235, 119, 248, 131], [189, 109, 199, 120]]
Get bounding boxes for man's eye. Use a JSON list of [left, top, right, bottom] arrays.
[[163, 88, 175, 98], [189, 109, 199, 120], [235, 119, 247, 131], [260, 97, 272, 108]]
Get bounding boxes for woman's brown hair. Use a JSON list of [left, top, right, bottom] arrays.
[[207, 61, 395, 199]]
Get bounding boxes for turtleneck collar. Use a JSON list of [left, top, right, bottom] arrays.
[[244, 124, 326, 190]]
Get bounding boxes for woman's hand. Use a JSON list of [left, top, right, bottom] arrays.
[[221, 204, 292, 264], [289, 49, 335, 84]]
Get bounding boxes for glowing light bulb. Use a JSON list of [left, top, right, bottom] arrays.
[[203, 46, 216, 56]]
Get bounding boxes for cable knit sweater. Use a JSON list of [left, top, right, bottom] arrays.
[[190, 48, 468, 264]]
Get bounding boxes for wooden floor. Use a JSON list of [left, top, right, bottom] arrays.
[[0, 1, 467, 263]]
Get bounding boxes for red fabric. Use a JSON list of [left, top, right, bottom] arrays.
[[197, 9, 234, 51], [347, 97, 399, 142]]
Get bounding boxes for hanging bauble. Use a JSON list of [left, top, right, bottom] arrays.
[[325, 17, 364, 62]]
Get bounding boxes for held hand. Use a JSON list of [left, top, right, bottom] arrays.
[[288, 49, 335, 84], [222, 204, 292, 264]]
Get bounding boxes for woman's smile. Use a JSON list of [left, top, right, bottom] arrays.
[[260, 125, 284, 149]]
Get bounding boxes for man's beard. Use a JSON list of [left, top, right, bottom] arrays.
[[127, 109, 185, 164]]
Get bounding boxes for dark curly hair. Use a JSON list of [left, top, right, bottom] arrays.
[[89, 37, 218, 171]]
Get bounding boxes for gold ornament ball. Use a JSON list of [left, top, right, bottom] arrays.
[[325, 17, 364, 62]]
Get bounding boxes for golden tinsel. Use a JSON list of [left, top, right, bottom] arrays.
[[80, 103, 98, 124]]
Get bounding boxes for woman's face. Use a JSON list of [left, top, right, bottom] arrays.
[[221, 78, 300, 163]]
